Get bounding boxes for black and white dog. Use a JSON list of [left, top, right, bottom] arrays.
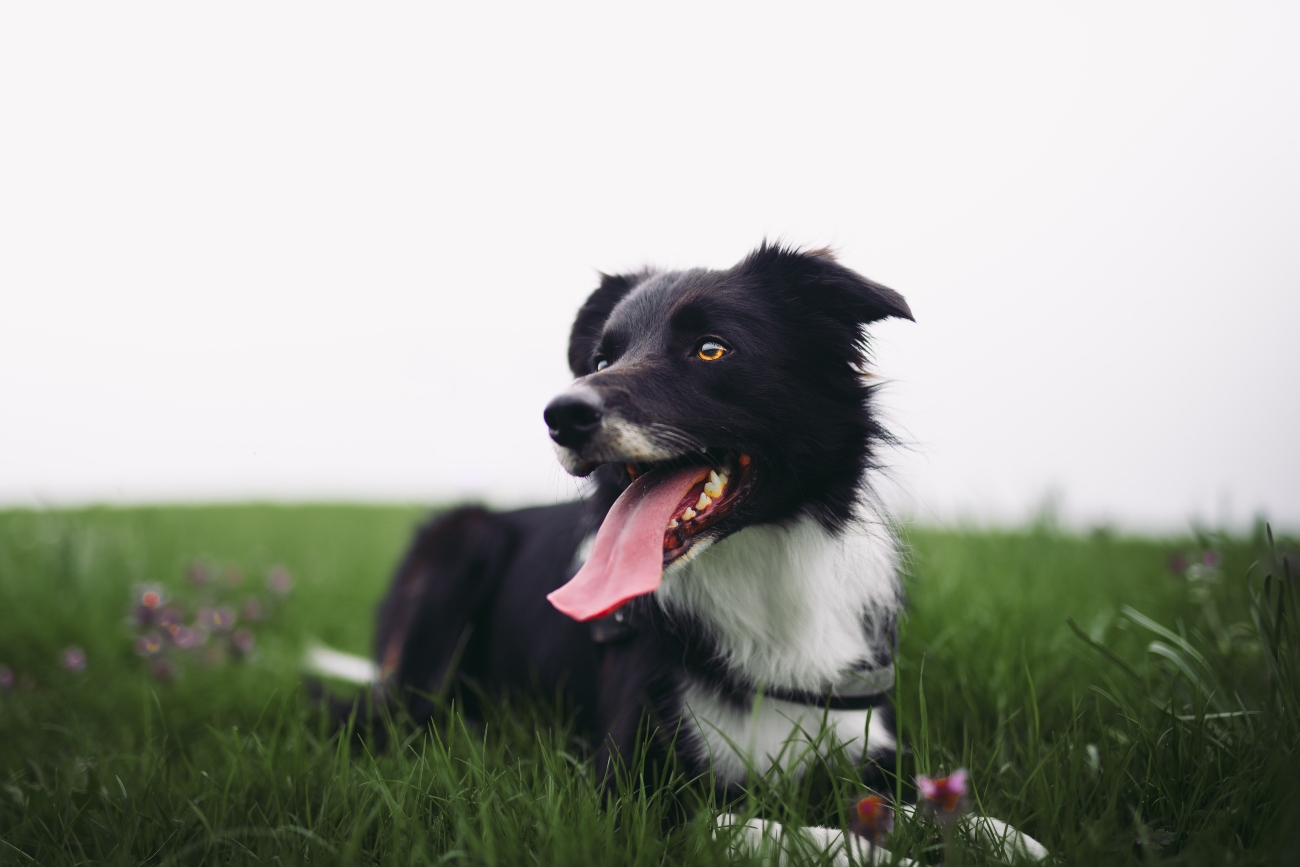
[[357, 243, 1043, 863]]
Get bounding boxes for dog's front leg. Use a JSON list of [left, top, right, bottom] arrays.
[[715, 813, 917, 866]]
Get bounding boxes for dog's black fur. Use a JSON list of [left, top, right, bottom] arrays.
[[371, 243, 912, 792]]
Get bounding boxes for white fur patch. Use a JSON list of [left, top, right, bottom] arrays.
[[655, 512, 901, 690], [682, 679, 896, 783], [717, 812, 1046, 864], [303, 644, 378, 685], [717, 813, 915, 866], [553, 409, 703, 476], [655, 510, 902, 782]]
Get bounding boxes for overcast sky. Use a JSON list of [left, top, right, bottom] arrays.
[[2, 3, 1297, 531]]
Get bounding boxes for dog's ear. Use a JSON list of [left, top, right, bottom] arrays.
[[741, 242, 913, 325], [567, 272, 641, 376]]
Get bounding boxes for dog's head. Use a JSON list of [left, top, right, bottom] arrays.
[[544, 243, 911, 621]]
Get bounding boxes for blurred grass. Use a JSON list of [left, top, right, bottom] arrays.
[[0, 505, 1296, 864]]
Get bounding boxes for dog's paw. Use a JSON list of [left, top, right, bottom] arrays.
[[714, 813, 917, 866], [965, 815, 1049, 862]]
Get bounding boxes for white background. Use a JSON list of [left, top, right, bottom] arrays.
[[2, 3, 1297, 531]]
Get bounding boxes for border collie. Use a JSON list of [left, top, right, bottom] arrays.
[[355, 243, 1044, 863]]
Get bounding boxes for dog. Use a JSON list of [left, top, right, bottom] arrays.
[[355, 243, 1045, 863]]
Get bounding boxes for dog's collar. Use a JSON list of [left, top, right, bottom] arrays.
[[590, 604, 895, 709], [756, 663, 896, 711]]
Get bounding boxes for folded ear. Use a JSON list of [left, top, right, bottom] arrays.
[[739, 242, 913, 325], [567, 272, 644, 376]]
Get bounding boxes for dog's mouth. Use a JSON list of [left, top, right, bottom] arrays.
[[629, 451, 755, 566], [547, 450, 757, 622]]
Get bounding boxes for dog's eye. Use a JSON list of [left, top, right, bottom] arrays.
[[594, 357, 609, 372], [696, 341, 728, 361]]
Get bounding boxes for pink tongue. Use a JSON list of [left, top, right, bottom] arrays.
[[547, 465, 708, 622]]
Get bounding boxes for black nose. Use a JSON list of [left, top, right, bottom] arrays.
[[544, 390, 603, 447]]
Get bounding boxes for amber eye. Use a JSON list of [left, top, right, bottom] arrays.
[[696, 340, 728, 361]]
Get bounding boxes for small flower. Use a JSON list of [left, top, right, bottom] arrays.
[[167, 624, 206, 650], [1202, 550, 1221, 569], [188, 562, 213, 585], [130, 585, 167, 627], [267, 566, 294, 597], [1168, 554, 1188, 575], [849, 793, 895, 844], [917, 769, 969, 821], [230, 628, 255, 658], [241, 597, 264, 622], [135, 632, 165, 658], [61, 646, 87, 674], [139, 585, 165, 611], [156, 606, 185, 631], [0, 665, 14, 692], [150, 658, 176, 682], [198, 606, 237, 632]]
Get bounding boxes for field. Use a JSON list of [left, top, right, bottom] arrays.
[[0, 505, 1296, 865]]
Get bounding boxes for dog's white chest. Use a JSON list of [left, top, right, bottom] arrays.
[[654, 513, 902, 783], [680, 681, 895, 782]]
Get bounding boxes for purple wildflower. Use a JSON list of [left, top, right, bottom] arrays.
[[135, 632, 165, 658], [131, 585, 167, 627], [241, 597, 264, 622], [150, 658, 176, 682], [198, 606, 237, 632], [188, 562, 213, 585], [167, 624, 206, 650], [917, 769, 969, 822], [267, 566, 294, 597], [157, 606, 185, 631], [61, 646, 87, 674], [230, 628, 256, 658], [849, 793, 895, 844], [0, 665, 14, 692]]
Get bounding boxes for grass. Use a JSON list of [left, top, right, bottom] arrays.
[[0, 505, 1296, 865]]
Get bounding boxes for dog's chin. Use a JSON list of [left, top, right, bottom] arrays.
[[553, 443, 598, 477], [663, 532, 717, 575]]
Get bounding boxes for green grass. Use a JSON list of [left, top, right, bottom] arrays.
[[0, 505, 1296, 865]]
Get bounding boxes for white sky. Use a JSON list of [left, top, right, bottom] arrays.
[[2, 3, 1297, 531]]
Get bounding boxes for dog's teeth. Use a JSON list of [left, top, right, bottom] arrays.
[[696, 493, 712, 511], [667, 518, 679, 529], [704, 470, 729, 499], [681, 507, 696, 521]]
